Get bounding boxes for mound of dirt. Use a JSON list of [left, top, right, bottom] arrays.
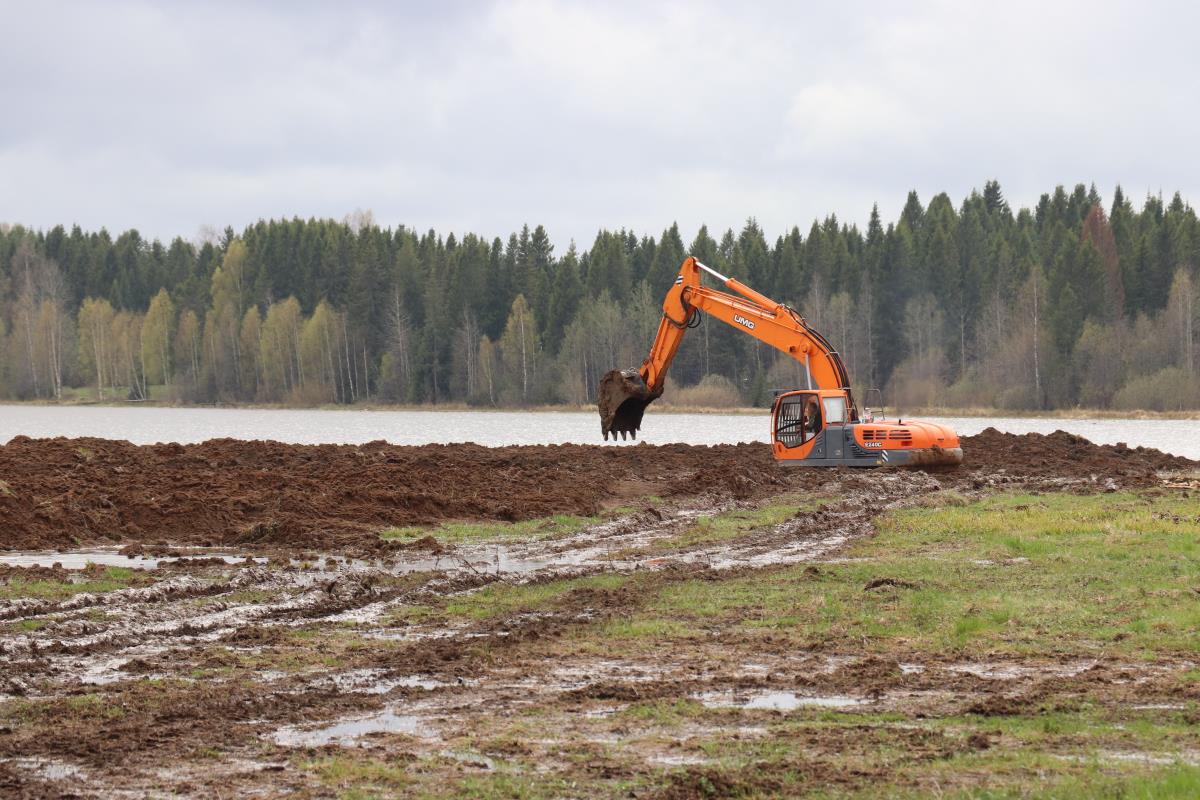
[[0, 429, 1191, 552], [0, 436, 789, 552], [961, 427, 1195, 483]]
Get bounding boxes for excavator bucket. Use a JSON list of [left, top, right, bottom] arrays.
[[598, 368, 662, 441]]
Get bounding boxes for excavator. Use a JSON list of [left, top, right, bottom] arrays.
[[597, 256, 963, 467]]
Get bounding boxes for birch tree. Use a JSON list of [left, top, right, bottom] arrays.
[[173, 309, 202, 395], [300, 301, 344, 403], [498, 294, 539, 404], [78, 298, 116, 399], [1167, 269, 1196, 374], [141, 288, 176, 390], [239, 307, 262, 399]]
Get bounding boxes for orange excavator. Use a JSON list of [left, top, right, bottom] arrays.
[[597, 256, 963, 467]]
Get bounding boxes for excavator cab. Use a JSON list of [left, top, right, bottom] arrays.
[[772, 389, 851, 461], [771, 388, 962, 467]]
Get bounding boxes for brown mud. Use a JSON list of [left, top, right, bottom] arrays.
[[0, 428, 1191, 553], [0, 429, 1195, 796]]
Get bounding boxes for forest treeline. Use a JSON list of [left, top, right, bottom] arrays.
[[0, 181, 1197, 411]]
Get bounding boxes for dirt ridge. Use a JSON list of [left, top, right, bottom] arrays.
[[0, 429, 1191, 551]]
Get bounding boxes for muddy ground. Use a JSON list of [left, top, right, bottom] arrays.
[[0, 430, 1196, 797], [0, 428, 1189, 553]]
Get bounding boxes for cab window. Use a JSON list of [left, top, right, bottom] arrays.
[[775, 393, 821, 448], [822, 396, 847, 425]]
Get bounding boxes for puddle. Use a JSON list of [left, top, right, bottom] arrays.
[[0, 548, 266, 571], [5, 757, 85, 781], [80, 656, 138, 685], [1059, 750, 1200, 767], [736, 662, 772, 677], [320, 668, 454, 695], [550, 659, 669, 686], [377, 505, 739, 578], [271, 708, 438, 747], [363, 624, 470, 642], [945, 660, 1098, 680], [582, 704, 627, 718], [648, 753, 711, 766], [439, 750, 496, 769], [696, 689, 869, 710], [309, 501, 842, 581], [1102, 750, 1200, 766]]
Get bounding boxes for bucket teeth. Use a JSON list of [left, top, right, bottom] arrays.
[[597, 368, 663, 442]]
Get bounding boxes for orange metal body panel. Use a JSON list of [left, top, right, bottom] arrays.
[[638, 257, 850, 401]]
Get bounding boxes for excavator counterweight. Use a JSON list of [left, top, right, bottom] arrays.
[[597, 256, 963, 468]]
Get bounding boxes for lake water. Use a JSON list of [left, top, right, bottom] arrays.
[[0, 404, 1197, 460]]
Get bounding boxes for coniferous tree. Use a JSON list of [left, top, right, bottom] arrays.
[[2, 183, 1198, 410]]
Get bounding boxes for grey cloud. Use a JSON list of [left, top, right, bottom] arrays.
[[1, 0, 1197, 248]]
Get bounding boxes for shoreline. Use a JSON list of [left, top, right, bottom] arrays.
[[2, 398, 1199, 421]]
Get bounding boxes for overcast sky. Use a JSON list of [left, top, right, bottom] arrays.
[[2, 1, 1196, 248]]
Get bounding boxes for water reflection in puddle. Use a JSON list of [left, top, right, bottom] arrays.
[[697, 689, 869, 710], [0, 548, 265, 570], [322, 668, 455, 695], [8, 757, 85, 781], [271, 709, 437, 747]]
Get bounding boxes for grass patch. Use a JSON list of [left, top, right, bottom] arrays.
[[631, 491, 1200, 657], [303, 755, 412, 794], [0, 566, 148, 601], [654, 496, 821, 552], [444, 573, 630, 620], [14, 618, 51, 631]]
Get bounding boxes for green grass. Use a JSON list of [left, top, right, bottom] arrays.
[[14, 619, 51, 631], [299, 752, 633, 800], [636, 492, 1200, 657], [647, 496, 822, 553], [879, 760, 1200, 799], [303, 755, 412, 795], [0, 566, 147, 601], [443, 573, 630, 620], [1024, 766, 1200, 799], [381, 513, 599, 545]]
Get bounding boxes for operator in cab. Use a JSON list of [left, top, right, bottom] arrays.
[[803, 395, 821, 436]]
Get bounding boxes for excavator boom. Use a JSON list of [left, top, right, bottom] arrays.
[[598, 256, 962, 467], [600, 257, 850, 440]]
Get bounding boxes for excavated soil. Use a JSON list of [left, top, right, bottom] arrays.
[[0, 428, 1196, 797], [0, 429, 1193, 552]]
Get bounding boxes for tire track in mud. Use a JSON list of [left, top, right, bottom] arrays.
[[0, 461, 1160, 689], [1, 444, 1196, 796], [0, 490, 830, 713]]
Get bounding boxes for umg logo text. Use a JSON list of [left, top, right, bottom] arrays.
[[732, 314, 755, 330]]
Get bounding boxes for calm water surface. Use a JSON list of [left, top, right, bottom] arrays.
[[0, 404, 1197, 459]]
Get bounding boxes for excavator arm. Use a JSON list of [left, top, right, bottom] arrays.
[[599, 256, 855, 439]]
